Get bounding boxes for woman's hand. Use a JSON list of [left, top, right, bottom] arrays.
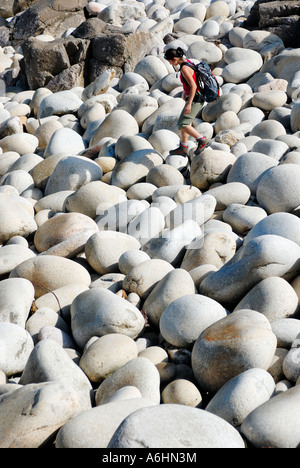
[[184, 103, 192, 115]]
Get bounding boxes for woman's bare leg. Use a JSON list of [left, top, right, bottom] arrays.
[[181, 125, 201, 142]]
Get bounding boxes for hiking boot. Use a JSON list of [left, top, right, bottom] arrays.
[[169, 143, 189, 156], [194, 137, 208, 155]]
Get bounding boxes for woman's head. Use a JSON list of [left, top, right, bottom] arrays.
[[164, 47, 185, 64]]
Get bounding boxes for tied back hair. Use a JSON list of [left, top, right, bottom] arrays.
[[164, 47, 185, 61]]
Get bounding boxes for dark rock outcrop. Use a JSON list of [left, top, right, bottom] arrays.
[[22, 35, 90, 91], [245, 0, 300, 47], [12, 0, 87, 43], [0, 0, 14, 19], [20, 15, 161, 92]]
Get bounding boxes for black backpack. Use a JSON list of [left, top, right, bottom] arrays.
[[182, 60, 220, 103]]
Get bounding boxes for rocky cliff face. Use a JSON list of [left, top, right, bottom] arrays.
[[245, 0, 300, 48], [0, 0, 161, 91]]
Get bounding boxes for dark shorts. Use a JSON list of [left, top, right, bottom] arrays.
[[178, 100, 204, 130]]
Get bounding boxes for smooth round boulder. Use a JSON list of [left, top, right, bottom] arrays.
[[0, 193, 37, 244], [122, 259, 174, 299], [256, 164, 300, 214], [191, 310, 277, 393], [64, 181, 126, 219], [226, 152, 278, 195], [206, 368, 275, 427], [134, 55, 169, 87], [0, 322, 34, 376], [44, 128, 86, 157], [9, 255, 91, 298], [241, 385, 300, 448], [95, 357, 161, 405], [0, 381, 79, 448], [108, 404, 245, 448], [110, 149, 163, 190], [90, 109, 139, 146], [181, 230, 236, 271], [222, 59, 262, 84], [118, 250, 151, 275], [165, 194, 217, 230], [127, 207, 165, 247], [0, 278, 35, 328], [200, 235, 300, 306], [19, 339, 93, 414], [271, 319, 300, 349], [190, 149, 236, 190], [244, 212, 300, 248], [223, 203, 267, 235], [85, 231, 141, 275], [79, 334, 139, 383], [0, 134, 39, 156], [206, 183, 251, 211], [37, 90, 83, 119], [142, 268, 196, 327], [234, 277, 299, 322], [0, 170, 34, 195], [187, 41, 223, 65], [44, 156, 103, 196], [252, 91, 287, 111], [146, 165, 186, 187], [142, 219, 202, 266], [250, 120, 286, 139], [70, 288, 145, 348], [34, 212, 98, 253], [54, 398, 156, 448], [25, 306, 71, 344], [202, 93, 242, 123], [160, 294, 227, 348], [0, 244, 36, 278]]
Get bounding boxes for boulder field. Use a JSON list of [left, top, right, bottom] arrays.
[[0, 0, 299, 449]]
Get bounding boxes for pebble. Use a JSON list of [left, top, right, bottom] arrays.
[[161, 379, 202, 407]]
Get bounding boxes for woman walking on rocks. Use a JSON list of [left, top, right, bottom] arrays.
[[164, 47, 208, 156]]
